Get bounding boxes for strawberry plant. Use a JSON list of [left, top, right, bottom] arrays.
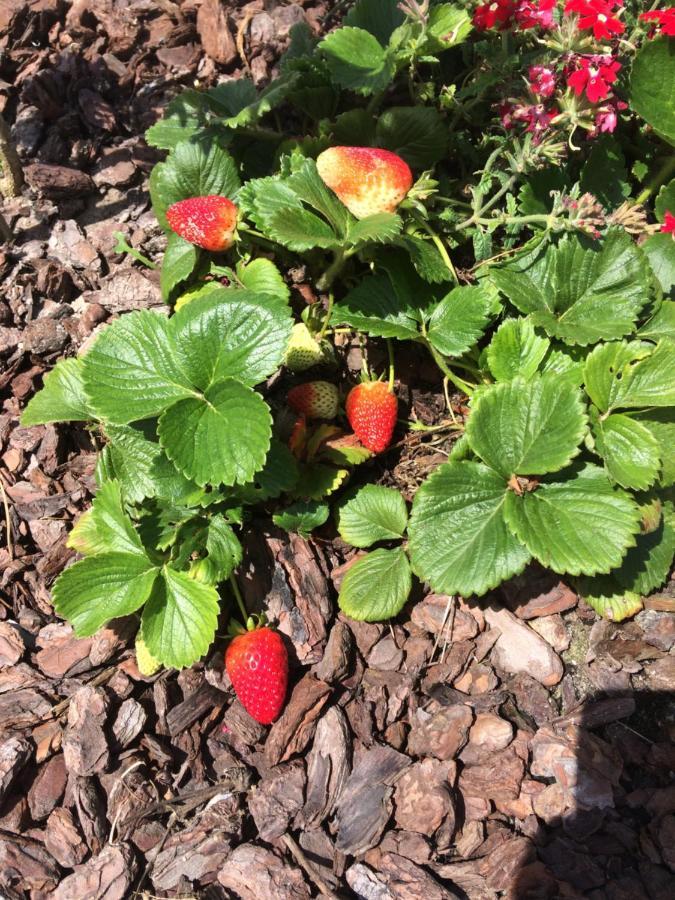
[[23, 0, 675, 690]]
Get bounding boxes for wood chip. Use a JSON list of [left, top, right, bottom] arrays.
[[265, 674, 331, 766], [301, 705, 351, 828], [218, 843, 311, 899]]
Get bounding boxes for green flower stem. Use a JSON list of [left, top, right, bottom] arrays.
[[636, 156, 675, 207], [457, 174, 518, 230], [236, 222, 279, 250], [318, 291, 334, 340], [387, 339, 396, 391], [229, 574, 248, 623], [473, 213, 557, 228], [424, 339, 475, 397], [316, 246, 353, 292]]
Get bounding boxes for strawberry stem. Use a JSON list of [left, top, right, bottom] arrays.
[[425, 340, 475, 397], [386, 339, 395, 391], [229, 574, 249, 623], [416, 219, 458, 283], [318, 291, 334, 340]]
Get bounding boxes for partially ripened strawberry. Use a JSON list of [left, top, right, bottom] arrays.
[[345, 381, 398, 453], [225, 625, 288, 725], [288, 381, 339, 420], [284, 323, 324, 372], [166, 195, 238, 251], [316, 147, 413, 219]]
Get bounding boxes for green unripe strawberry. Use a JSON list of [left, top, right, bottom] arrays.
[[135, 635, 161, 676], [284, 323, 324, 372]]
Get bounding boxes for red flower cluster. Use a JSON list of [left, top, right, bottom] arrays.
[[500, 101, 556, 141], [473, 0, 556, 31], [567, 55, 621, 103], [473, 0, 515, 30], [528, 65, 557, 98], [663, 212, 675, 236], [564, 0, 625, 40], [641, 8, 675, 37], [515, 0, 557, 29]]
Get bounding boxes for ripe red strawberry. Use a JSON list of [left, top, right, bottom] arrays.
[[165, 195, 238, 252], [287, 381, 339, 420], [225, 625, 288, 725], [345, 381, 398, 453], [316, 147, 413, 219]]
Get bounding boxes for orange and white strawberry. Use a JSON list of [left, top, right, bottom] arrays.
[[345, 380, 398, 453], [225, 623, 288, 725], [316, 147, 413, 219], [288, 381, 339, 420], [166, 195, 238, 251]]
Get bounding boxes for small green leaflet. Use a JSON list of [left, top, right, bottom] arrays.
[[487, 318, 550, 382], [576, 575, 643, 622], [614, 520, 675, 597], [333, 273, 420, 340], [634, 408, 675, 487], [161, 233, 199, 302], [614, 339, 675, 408], [337, 484, 408, 548], [21, 358, 93, 426], [591, 411, 661, 491], [642, 234, 675, 297], [465, 375, 587, 478], [67, 481, 144, 557], [343, 0, 405, 45], [319, 27, 395, 96], [638, 301, 675, 341], [273, 500, 330, 538], [489, 231, 652, 345], [503, 463, 639, 576], [408, 461, 531, 598], [427, 285, 494, 358], [204, 514, 242, 581], [141, 567, 220, 670], [338, 548, 411, 621], [630, 37, 675, 146], [158, 379, 272, 487], [583, 340, 653, 413]]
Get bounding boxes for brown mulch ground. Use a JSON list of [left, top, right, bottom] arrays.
[[1, 2, 674, 898]]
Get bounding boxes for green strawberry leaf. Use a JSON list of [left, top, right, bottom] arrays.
[[273, 500, 330, 538], [576, 575, 643, 622], [583, 340, 654, 413], [338, 547, 411, 621], [333, 272, 420, 340], [286, 158, 351, 236], [346, 213, 402, 247], [424, 3, 473, 51], [221, 73, 297, 129], [642, 233, 675, 298], [655, 179, 675, 223], [68, 481, 144, 557], [540, 345, 586, 387], [53, 554, 158, 637], [489, 231, 652, 345], [145, 91, 213, 151], [235, 439, 300, 503], [408, 460, 531, 597], [161, 233, 199, 302], [579, 136, 630, 211], [97, 423, 202, 505], [503, 463, 640, 576], [399, 235, 454, 283], [614, 519, 675, 597], [235, 258, 290, 302], [638, 301, 675, 341], [150, 139, 241, 230], [265, 205, 340, 251], [83, 311, 195, 424], [319, 27, 395, 96], [205, 514, 242, 581], [633, 408, 675, 486], [292, 463, 349, 500], [466, 375, 587, 478], [614, 339, 675, 408], [427, 284, 494, 358], [171, 288, 292, 390], [158, 378, 271, 487], [591, 411, 661, 491], [344, 0, 405, 45], [21, 358, 94, 426], [337, 484, 408, 548], [141, 566, 219, 669], [487, 318, 550, 382], [630, 37, 675, 146], [375, 106, 448, 168]]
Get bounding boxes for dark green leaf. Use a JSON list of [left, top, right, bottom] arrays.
[[21, 358, 93, 426]]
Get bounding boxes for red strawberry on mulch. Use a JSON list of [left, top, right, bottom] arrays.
[[287, 381, 339, 420], [166, 195, 238, 251], [346, 380, 398, 453], [225, 621, 288, 725], [316, 146, 413, 219]]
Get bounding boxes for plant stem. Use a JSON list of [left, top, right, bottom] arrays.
[[386, 339, 395, 390], [424, 339, 475, 397], [457, 174, 518, 230], [417, 219, 458, 282], [318, 291, 334, 340], [229, 574, 248, 623], [473, 213, 556, 228], [316, 247, 350, 292], [636, 156, 675, 206]]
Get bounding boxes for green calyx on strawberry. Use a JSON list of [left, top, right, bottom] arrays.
[[225, 615, 288, 725], [287, 381, 339, 420], [345, 377, 398, 454], [166, 195, 238, 252]]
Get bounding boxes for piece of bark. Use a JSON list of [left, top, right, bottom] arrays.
[[112, 698, 147, 748], [218, 843, 311, 899], [539, 836, 606, 892], [151, 819, 234, 891], [553, 695, 636, 730], [51, 842, 138, 900], [44, 807, 87, 868], [301, 706, 351, 828], [408, 705, 473, 760], [0, 688, 53, 732], [0, 834, 60, 895], [35, 624, 93, 678], [502, 574, 578, 619], [394, 758, 454, 837], [376, 852, 462, 899], [298, 829, 342, 890], [265, 674, 331, 766], [313, 619, 353, 683], [459, 745, 525, 802], [27, 753, 67, 820], [222, 699, 266, 748], [460, 713, 514, 764], [635, 609, 675, 652], [197, 0, 237, 64], [420, 639, 475, 692], [63, 684, 109, 776], [432, 860, 496, 900], [248, 760, 306, 841], [0, 621, 24, 666], [529, 613, 570, 652], [83, 268, 163, 312], [166, 682, 224, 737], [335, 745, 411, 855], [0, 737, 31, 806], [24, 163, 96, 197], [485, 606, 563, 686], [71, 775, 107, 855], [412, 595, 478, 640]]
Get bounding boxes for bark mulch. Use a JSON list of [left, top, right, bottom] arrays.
[[1, 2, 674, 898]]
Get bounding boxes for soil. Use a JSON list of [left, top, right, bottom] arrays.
[[1, 2, 674, 899]]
